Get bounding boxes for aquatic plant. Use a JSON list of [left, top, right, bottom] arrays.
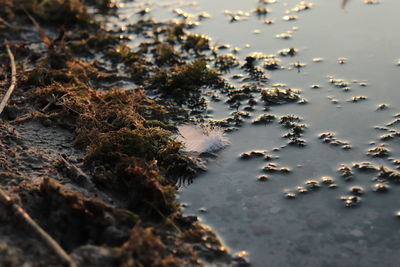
[[319, 132, 350, 149], [377, 166, 400, 182], [340, 196, 361, 207], [252, 114, 276, 125], [372, 183, 389, 192], [183, 34, 211, 53], [350, 186, 364, 196], [338, 164, 353, 180], [305, 180, 320, 190], [215, 54, 239, 72], [353, 162, 379, 172], [261, 88, 300, 105], [155, 43, 180, 66], [278, 48, 297, 57], [368, 146, 389, 158], [263, 57, 280, 70], [321, 176, 334, 184], [240, 150, 266, 160]]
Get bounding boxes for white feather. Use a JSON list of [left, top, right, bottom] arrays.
[[176, 125, 230, 153]]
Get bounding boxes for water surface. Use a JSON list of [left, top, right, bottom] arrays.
[[122, 1, 400, 266]]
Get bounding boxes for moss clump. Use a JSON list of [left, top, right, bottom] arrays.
[[68, 31, 119, 55], [20, 0, 92, 25], [252, 114, 276, 124], [120, 224, 184, 267], [106, 44, 140, 64], [261, 87, 300, 105], [279, 115, 307, 146], [86, 128, 178, 167], [378, 166, 400, 182], [150, 59, 221, 102], [368, 146, 390, 158], [155, 43, 180, 66], [180, 224, 229, 262], [87, 153, 179, 217], [183, 34, 211, 53], [20, 178, 137, 251], [263, 57, 280, 70], [214, 54, 239, 72]]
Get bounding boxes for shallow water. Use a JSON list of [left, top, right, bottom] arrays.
[[122, 0, 400, 266]]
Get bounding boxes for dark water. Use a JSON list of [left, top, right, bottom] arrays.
[[118, 0, 400, 266]]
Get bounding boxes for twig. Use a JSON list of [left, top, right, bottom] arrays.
[[59, 156, 114, 203], [0, 16, 17, 29], [0, 188, 77, 267], [0, 16, 32, 31], [0, 42, 17, 115], [23, 9, 52, 49], [11, 112, 35, 124], [59, 156, 96, 190]]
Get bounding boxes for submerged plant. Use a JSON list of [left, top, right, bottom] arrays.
[[261, 88, 300, 105], [215, 53, 239, 72], [183, 33, 211, 53]]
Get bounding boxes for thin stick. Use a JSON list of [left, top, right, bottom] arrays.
[[0, 17, 16, 29], [0, 43, 17, 115], [0, 16, 31, 31], [60, 156, 96, 190], [0, 188, 77, 267]]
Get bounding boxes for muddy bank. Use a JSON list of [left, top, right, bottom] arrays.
[[0, 0, 231, 266]]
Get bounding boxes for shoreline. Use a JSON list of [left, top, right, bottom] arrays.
[[0, 1, 232, 266]]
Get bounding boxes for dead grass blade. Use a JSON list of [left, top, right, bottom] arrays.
[[0, 42, 17, 115], [0, 188, 77, 267]]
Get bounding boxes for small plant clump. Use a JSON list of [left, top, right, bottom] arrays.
[[215, 53, 239, 72], [319, 132, 351, 149], [261, 88, 301, 105], [183, 33, 211, 53], [279, 115, 307, 146], [240, 150, 266, 159], [349, 96, 367, 102], [377, 166, 400, 182], [278, 48, 297, 57], [340, 196, 361, 207], [305, 180, 320, 190], [252, 114, 276, 125], [150, 59, 222, 103], [353, 162, 379, 172], [263, 57, 281, 70], [263, 163, 291, 173], [373, 183, 389, 192], [338, 164, 353, 180], [368, 146, 390, 158], [380, 131, 400, 141]]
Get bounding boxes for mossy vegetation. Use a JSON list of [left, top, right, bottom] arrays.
[[150, 59, 222, 102], [0, 0, 230, 266], [261, 87, 300, 105]]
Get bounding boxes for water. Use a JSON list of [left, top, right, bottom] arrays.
[[120, 0, 400, 266]]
